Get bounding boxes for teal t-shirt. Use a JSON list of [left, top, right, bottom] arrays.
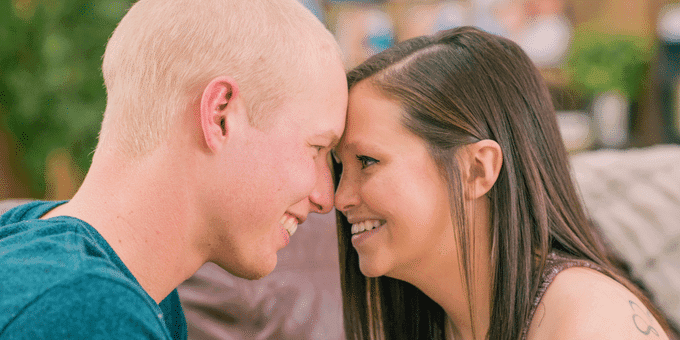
[[0, 201, 187, 339]]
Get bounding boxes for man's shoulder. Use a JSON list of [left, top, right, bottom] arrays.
[[0, 203, 186, 340], [0, 201, 111, 268], [0, 200, 63, 224], [0, 211, 146, 333], [526, 267, 670, 340], [1, 275, 171, 339], [0, 201, 73, 243], [0, 212, 115, 285]]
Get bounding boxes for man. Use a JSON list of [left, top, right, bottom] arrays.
[[0, 0, 347, 338]]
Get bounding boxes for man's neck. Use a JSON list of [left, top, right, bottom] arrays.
[[43, 150, 207, 303]]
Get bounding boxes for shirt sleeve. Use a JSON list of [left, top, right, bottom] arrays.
[[1, 275, 171, 340]]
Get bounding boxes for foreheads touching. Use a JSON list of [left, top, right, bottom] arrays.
[[98, 0, 342, 158]]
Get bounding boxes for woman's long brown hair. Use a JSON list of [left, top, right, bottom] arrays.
[[334, 26, 676, 340]]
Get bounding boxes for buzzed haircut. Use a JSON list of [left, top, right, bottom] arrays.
[[99, 0, 341, 157]]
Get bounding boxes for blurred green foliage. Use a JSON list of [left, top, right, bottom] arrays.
[[0, 0, 133, 197], [567, 24, 657, 102]]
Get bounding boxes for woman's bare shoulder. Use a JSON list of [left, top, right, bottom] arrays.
[[525, 266, 669, 340]]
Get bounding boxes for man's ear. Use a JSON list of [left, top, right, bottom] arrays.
[[200, 76, 242, 152], [461, 139, 503, 200]]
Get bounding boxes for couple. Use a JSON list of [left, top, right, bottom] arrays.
[[0, 0, 674, 339]]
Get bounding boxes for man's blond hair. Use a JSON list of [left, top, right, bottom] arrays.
[[99, 0, 341, 156]]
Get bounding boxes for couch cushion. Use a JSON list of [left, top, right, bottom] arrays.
[[570, 144, 680, 328]]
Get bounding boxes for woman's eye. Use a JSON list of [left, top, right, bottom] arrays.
[[356, 155, 378, 169]]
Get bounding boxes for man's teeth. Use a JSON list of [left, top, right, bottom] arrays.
[[279, 215, 298, 237], [351, 220, 383, 235]]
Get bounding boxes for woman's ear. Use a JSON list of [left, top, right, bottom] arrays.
[[199, 76, 242, 152], [461, 139, 503, 200]]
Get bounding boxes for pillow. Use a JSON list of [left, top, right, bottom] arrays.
[[570, 144, 680, 328]]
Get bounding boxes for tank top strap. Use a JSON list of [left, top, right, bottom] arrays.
[[521, 251, 605, 340]]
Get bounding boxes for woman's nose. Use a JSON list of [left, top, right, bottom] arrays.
[[334, 173, 359, 213]]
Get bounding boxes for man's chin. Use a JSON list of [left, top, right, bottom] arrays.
[[215, 255, 278, 280]]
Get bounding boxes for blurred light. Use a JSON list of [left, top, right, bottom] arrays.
[[593, 90, 629, 148], [364, 9, 394, 55], [557, 111, 594, 152], [658, 4, 680, 43], [434, 2, 467, 32]]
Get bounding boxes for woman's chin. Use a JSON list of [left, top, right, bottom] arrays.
[[358, 258, 387, 278]]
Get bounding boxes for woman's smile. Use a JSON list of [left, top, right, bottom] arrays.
[[350, 219, 386, 247]]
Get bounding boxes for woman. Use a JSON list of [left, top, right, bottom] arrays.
[[332, 26, 676, 340]]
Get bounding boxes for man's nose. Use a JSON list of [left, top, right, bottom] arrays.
[[308, 163, 334, 214]]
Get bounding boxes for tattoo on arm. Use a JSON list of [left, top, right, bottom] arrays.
[[630, 300, 659, 337], [535, 302, 546, 328]]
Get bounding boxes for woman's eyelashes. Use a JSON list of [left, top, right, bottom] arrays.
[[330, 150, 377, 169], [356, 155, 378, 169]]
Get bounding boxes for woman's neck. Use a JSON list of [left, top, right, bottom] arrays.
[[414, 252, 492, 340], [403, 197, 494, 340]]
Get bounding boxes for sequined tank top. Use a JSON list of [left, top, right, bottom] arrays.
[[520, 251, 606, 340]]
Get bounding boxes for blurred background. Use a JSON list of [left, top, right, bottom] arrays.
[[2, 0, 680, 200]]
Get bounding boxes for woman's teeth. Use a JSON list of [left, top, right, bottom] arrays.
[[351, 220, 383, 235], [280, 215, 298, 237]]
